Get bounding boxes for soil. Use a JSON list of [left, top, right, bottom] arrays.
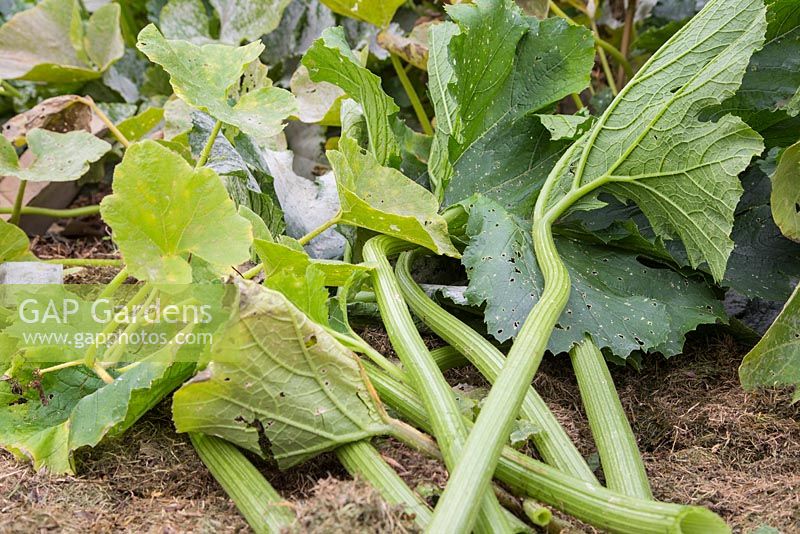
[[2, 332, 797, 533]]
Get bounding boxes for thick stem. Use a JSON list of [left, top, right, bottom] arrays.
[[195, 120, 222, 169], [390, 54, 434, 136], [362, 236, 513, 534], [0, 204, 102, 219], [336, 440, 432, 529], [298, 210, 342, 246], [9, 179, 27, 225], [428, 220, 570, 533], [396, 250, 596, 483], [523, 501, 552, 527], [570, 337, 652, 499], [366, 365, 729, 534], [190, 433, 295, 534]]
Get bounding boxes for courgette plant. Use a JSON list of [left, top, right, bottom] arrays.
[[426, 0, 766, 529]]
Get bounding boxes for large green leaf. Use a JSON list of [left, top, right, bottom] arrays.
[[0, 354, 195, 474], [739, 282, 800, 402], [710, 0, 800, 146], [302, 27, 399, 165], [159, 0, 211, 42], [329, 137, 459, 257], [543, 0, 766, 282], [319, 0, 403, 28], [209, 0, 292, 44], [769, 141, 800, 242], [0, 219, 31, 262], [100, 140, 252, 284], [173, 280, 390, 468], [137, 24, 297, 141], [462, 196, 723, 356], [0, 0, 123, 82], [0, 128, 111, 182], [430, 1, 595, 211]]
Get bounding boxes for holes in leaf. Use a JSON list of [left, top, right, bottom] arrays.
[[305, 335, 318, 348]]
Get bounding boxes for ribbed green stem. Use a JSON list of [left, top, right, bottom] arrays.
[[189, 433, 295, 533], [428, 220, 570, 533], [362, 235, 513, 534], [1, 204, 102, 218], [366, 365, 730, 534], [298, 209, 342, 246], [570, 337, 652, 499], [428, 345, 467, 371], [336, 441, 432, 528], [523, 501, 552, 527], [97, 268, 129, 300], [328, 327, 408, 383], [397, 250, 596, 483]]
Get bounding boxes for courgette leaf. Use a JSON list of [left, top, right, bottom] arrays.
[[329, 137, 459, 257], [319, 0, 404, 28], [740, 282, 800, 402], [302, 27, 400, 165], [545, 0, 766, 282], [172, 280, 390, 468], [430, 0, 595, 213], [137, 24, 297, 142], [100, 140, 252, 284], [0, 352, 195, 474], [0, 128, 111, 183], [769, 141, 800, 242], [208, 0, 292, 44], [0, 219, 32, 262], [463, 196, 724, 356], [0, 0, 123, 82]]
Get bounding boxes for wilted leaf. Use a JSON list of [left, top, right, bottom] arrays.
[[303, 27, 399, 165], [329, 137, 459, 257], [0, 129, 111, 183], [377, 23, 430, 71], [0, 0, 123, 82], [173, 280, 390, 468], [0, 353, 195, 474], [1, 95, 92, 144], [137, 25, 297, 141], [739, 282, 800, 401], [769, 141, 800, 242], [100, 140, 252, 284]]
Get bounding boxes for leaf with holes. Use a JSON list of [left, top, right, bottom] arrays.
[[136, 25, 297, 142], [172, 280, 390, 468], [0, 128, 110, 183]]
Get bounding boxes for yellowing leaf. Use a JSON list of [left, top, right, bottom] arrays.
[[136, 25, 297, 141], [330, 138, 459, 257], [100, 140, 252, 284], [0, 128, 111, 183], [0, 0, 123, 82], [319, 0, 404, 28]]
